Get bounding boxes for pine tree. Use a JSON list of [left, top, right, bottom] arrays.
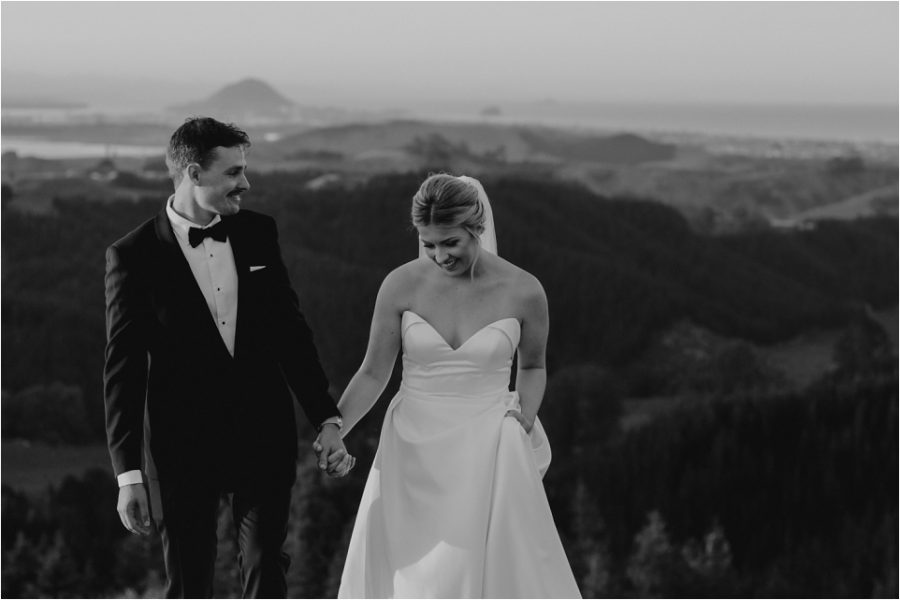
[[285, 456, 325, 597], [832, 306, 895, 381], [626, 511, 681, 597], [35, 531, 82, 597], [2, 531, 41, 598], [570, 479, 612, 597]]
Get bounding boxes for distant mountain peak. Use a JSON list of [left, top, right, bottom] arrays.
[[168, 78, 295, 115], [207, 78, 294, 108]]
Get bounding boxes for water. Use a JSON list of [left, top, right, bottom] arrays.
[[2, 102, 896, 160], [424, 102, 900, 144], [1, 137, 163, 159]]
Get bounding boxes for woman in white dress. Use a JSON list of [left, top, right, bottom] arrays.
[[333, 174, 581, 599]]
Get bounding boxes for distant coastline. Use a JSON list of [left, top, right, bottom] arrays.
[[422, 101, 899, 145], [1, 137, 162, 159], [1, 99, 88, 110], [1, 101, 896, 161]]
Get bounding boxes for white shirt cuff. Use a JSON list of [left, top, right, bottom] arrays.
[[117, 470, 143, 487]]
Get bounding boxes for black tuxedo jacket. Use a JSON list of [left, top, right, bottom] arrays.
[[103, 208, 339, 491]]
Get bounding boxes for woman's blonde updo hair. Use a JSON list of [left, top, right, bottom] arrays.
[[411, 174, 486, 242]]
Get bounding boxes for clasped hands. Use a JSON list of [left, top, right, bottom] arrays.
[[312, 424, 356, 477]]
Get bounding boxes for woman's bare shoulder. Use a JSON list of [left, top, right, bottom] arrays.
[[493, 257, 544, 300], [379, 258, 429, 305], [516, 270, 547, 315], [487, 256, 546, 318]]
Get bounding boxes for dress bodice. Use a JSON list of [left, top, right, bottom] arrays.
[[400, 310, 521, 399]]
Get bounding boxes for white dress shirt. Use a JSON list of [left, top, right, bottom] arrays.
[[165, 196, 239, 356]]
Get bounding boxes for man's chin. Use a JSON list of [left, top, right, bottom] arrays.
[[223, 197, 242, 214]]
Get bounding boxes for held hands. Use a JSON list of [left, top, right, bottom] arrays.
[[312, 424, 356, 477], [505, 409, 535, 433], [117, 483, 151, 535]]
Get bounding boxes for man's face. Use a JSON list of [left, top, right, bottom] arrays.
[[193, 146, 250, 216]]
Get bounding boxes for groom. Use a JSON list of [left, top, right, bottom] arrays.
[[104, 117, 351, 598]]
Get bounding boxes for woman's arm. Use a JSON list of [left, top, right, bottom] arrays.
[[337, 268, 407, 436], [509, 273, 550, 432]]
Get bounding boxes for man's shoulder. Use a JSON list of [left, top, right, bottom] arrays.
[[231, 208, 276, 229], [228, 209, 280, 241], [109, 215, 158, 254]]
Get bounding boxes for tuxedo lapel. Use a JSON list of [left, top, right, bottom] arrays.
[[153, 210, 234, 362]]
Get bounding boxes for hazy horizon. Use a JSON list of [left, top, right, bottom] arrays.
[[2, 1, 897, 114]]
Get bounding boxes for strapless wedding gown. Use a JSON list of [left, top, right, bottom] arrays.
[[338, 310, 581, 599]]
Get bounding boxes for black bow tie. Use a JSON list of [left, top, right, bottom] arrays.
[[188, 221, 228, 248]]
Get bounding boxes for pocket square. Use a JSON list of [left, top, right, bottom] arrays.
[[249, 265, 267, 272]]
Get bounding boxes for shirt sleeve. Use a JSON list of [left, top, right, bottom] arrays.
[[116, 470, 143, 487]]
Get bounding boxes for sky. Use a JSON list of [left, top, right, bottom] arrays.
[[2, 1, 898, 111]]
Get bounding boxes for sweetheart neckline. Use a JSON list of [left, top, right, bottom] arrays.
[[403, 310, 520, 352]]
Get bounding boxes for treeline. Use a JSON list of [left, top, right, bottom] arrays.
[[2, 172, 896, 441], [2, 470, 161, 598], [543, 373, 898, 597], [3, 365, 896, 597]]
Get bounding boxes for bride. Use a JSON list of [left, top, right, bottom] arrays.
[[329, 174, 581, 598]]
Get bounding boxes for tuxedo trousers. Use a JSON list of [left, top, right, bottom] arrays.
[[152, 479, 292, 598]]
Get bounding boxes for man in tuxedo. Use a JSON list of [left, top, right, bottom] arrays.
[[104, 117, 353, 598]]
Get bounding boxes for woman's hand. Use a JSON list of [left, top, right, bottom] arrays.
[[313, 425, 356, 477], [505, 409, 534, 433]]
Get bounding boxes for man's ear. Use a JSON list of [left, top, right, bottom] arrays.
[[187, 163, 202, 185]]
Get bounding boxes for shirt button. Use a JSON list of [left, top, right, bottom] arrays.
[[221, 321, 226, 325]]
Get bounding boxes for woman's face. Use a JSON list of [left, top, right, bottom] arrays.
[[417, 224, 479, 277]]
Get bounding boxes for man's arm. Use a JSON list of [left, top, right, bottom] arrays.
[[104, 243, 150, 476], [104, 243, 152, 533], [261, 217, 350, 475], [262, 216, 341, 427]]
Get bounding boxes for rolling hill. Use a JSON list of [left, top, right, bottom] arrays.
[[786, 183, 899, 222], [267, 119, 676, 165]]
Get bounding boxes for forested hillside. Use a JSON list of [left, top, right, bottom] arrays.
[[2, 172, 895, 428], [2, 173, 896, 597]]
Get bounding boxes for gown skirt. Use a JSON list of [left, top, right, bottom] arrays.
[[338, 312, 581, 599]]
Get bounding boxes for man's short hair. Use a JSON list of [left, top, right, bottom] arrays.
[[166, 117, 250, 184]]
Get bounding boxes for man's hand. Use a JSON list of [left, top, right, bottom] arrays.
[[312, 424, 356, 477], [117, 483, 151, 535]]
